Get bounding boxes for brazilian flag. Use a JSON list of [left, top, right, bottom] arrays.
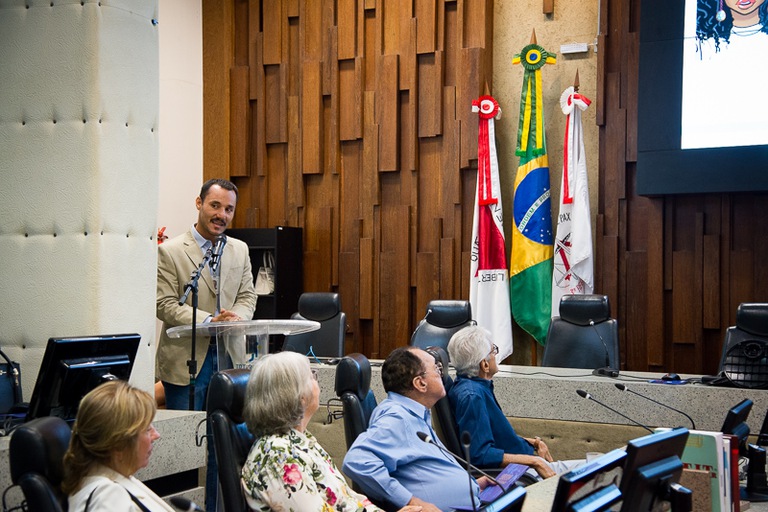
[[510, 42, 555, 345]]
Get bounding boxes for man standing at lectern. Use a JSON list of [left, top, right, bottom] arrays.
[[156, 178, 257, 410]]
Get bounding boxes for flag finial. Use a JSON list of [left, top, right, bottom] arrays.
[[530, 29, 537, 45], [574, 70, 580, 92]]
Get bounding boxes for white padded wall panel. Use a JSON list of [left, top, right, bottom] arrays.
[[0, 0, 159, 394]]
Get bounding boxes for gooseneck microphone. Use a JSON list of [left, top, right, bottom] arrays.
[[210, 235, 227, 274], [170, 496, 205, 512], [416, 431, 502, 488], [461, 431, 479, 512], [576, 389, 653, 433], [589, 320, 619, 378], [614, 383, 696, 429]]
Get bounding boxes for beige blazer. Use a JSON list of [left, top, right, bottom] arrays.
[[156, 228, 257, 385]]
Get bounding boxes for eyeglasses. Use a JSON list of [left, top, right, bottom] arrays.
[[488, 344, 499, 358], [418, 361, 443, 378], [311, 369, 318, 380]]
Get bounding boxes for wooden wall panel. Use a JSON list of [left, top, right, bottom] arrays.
[[202, 0, 508, 358], [301, 60, 323, 174]]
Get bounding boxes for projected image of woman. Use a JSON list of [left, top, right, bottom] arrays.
[[697, 0, 768, 49], [681, 0, 768, 149]]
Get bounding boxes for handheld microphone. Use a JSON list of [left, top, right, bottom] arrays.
[[461, 431, 479, 512], [589, 319, 619, 378], [416, 431, 502, 487], [170, 496, 205, 512], [210, 235, 227, 274], [576, 389, 653, 433], [614, 383, 696, 429]]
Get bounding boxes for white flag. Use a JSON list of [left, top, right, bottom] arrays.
[[552, 87, 594, 316], [470, 96, 514, 360]]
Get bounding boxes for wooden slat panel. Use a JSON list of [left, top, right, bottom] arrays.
[[442, 86, 461, 205], [264, 144, 287, 227], [286, 95, 303, 215], [230, 66, 250, 177], [415, 0, 436, 54], [302, 0, 323, 61], [202, 0, 234, 180], [645, 197, 665, 362], [400, 17, 416, 92], [625, 31, 639, 162], [301, 60, 323, 174], [418, 52, 443, 138], [377, 54, 399, 171], [263, 0, 282, 65], [671, 250, 697, 345], [400, 89, 417, 173], [457, 47, 482, 169], [703, 234, 720, 329], [265, 64, 288, 144], [359, 237, 374, 319], [416, 252, 439, 315], [248, 0, 262, 100], [339, 146, 361, 251], [362, 91, 379, 230], [325, 31, 340, 175], [379, 251, 410, 353], [338, 0, 358, 60], [339, 58, 363, 141], [338, 250, 359, 336], [440, 237, 455, 299], [626, 251, 649, 368]]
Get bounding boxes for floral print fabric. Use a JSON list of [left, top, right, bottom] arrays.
[[241, 429, 381, 512]]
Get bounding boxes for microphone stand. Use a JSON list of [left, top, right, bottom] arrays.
[[178, 248, 213, 411]]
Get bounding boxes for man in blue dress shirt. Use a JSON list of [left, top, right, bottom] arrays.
[[343, 347, 489, 512]]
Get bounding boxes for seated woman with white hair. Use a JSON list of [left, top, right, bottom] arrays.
[[240, 351, 422, 511], [447, 326, 583, 480]]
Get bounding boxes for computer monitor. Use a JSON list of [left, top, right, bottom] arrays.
[[721, 398, 753, 455], [619, 428, 690, 512], [551, 449, 626, 512], [26, 333, 141, 422]]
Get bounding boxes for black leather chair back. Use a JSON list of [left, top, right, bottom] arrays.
[[334, 353, 377, 449], [207, 368, 255, 512], [10, 416, 71, 512], [410, 300, 475, 353], [283, 292, 346, 358], [718, 303, 768, 388], [424, 346, 462, 458], [543, 294, 620, 369]]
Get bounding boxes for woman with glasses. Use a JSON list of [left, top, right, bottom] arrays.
[[241, 351, 422, 511], [448, 326, 582, 479]]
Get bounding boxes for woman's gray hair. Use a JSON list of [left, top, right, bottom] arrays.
[[242, 351, 314, 437], [447, 326, 494, 377]]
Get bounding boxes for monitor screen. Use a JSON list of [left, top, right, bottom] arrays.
[[636, 0, 768, 195], [619, 428, 690, 512], [721, 398, 753, 453], [551, 449, 626, 511], [26, 333, 141, 422]]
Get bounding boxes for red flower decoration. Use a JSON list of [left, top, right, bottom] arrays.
[[157, 226, 168, 245], [325, 487, 337, 505], [282, 464, 302, 485]]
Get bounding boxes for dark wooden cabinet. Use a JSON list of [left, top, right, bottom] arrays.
[[226, 227, 303, 322]]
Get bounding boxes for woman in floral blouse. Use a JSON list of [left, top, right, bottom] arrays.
[[241, 351, 422, 512]]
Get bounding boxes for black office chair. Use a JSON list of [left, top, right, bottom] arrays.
[[424, 346, 463, 458], [718, 303, 768, 389], [410, 300, 475, 354], [9, 416, 71, 512], [543, 294, 619, 370], [207, 368, 255, 512], [334, 353, 378, 450], [283, 292, 346, 358]]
